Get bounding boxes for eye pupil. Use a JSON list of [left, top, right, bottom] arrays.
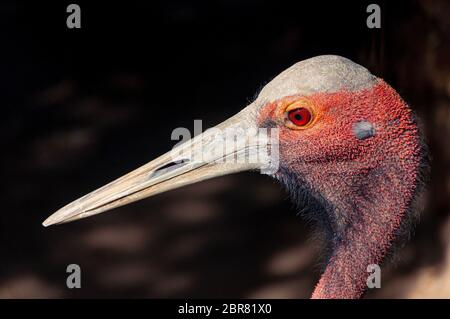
[[288, 107, 312, 127]]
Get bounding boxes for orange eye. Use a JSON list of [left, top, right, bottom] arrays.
[[287, 107, 312, 127]]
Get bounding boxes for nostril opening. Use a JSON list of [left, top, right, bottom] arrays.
[[149, 159, 190, 179], [157, 158, 190, 171]]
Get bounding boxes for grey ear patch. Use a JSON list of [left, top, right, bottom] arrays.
[[353, 121, 376, 140]]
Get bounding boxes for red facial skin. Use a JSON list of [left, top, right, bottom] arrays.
[[258, 80, 422, 298]]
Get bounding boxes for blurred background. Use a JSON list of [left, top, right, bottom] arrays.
[[0, 0, 449, 298]]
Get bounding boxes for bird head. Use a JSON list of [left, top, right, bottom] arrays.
[[256, 58, 423, 242], [43, 55, 427, 298]]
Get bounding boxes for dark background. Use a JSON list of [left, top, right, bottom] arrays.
[[1, 0, 449, 298]]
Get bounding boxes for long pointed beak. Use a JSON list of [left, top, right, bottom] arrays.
[[43, 104, 278, 227]]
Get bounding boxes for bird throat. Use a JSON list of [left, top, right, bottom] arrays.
[[310, 160, 419, 299]]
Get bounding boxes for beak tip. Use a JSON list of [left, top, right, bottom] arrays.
[[42, 219, 51, 227], [42, 216, 57, 227]]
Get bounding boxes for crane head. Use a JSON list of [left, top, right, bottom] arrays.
[[43, 55, 424, 231], [43, 55, 427, 298]]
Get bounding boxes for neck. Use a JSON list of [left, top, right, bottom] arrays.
[[311, 195, 404, 298], [310, 158, 421, 298]]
